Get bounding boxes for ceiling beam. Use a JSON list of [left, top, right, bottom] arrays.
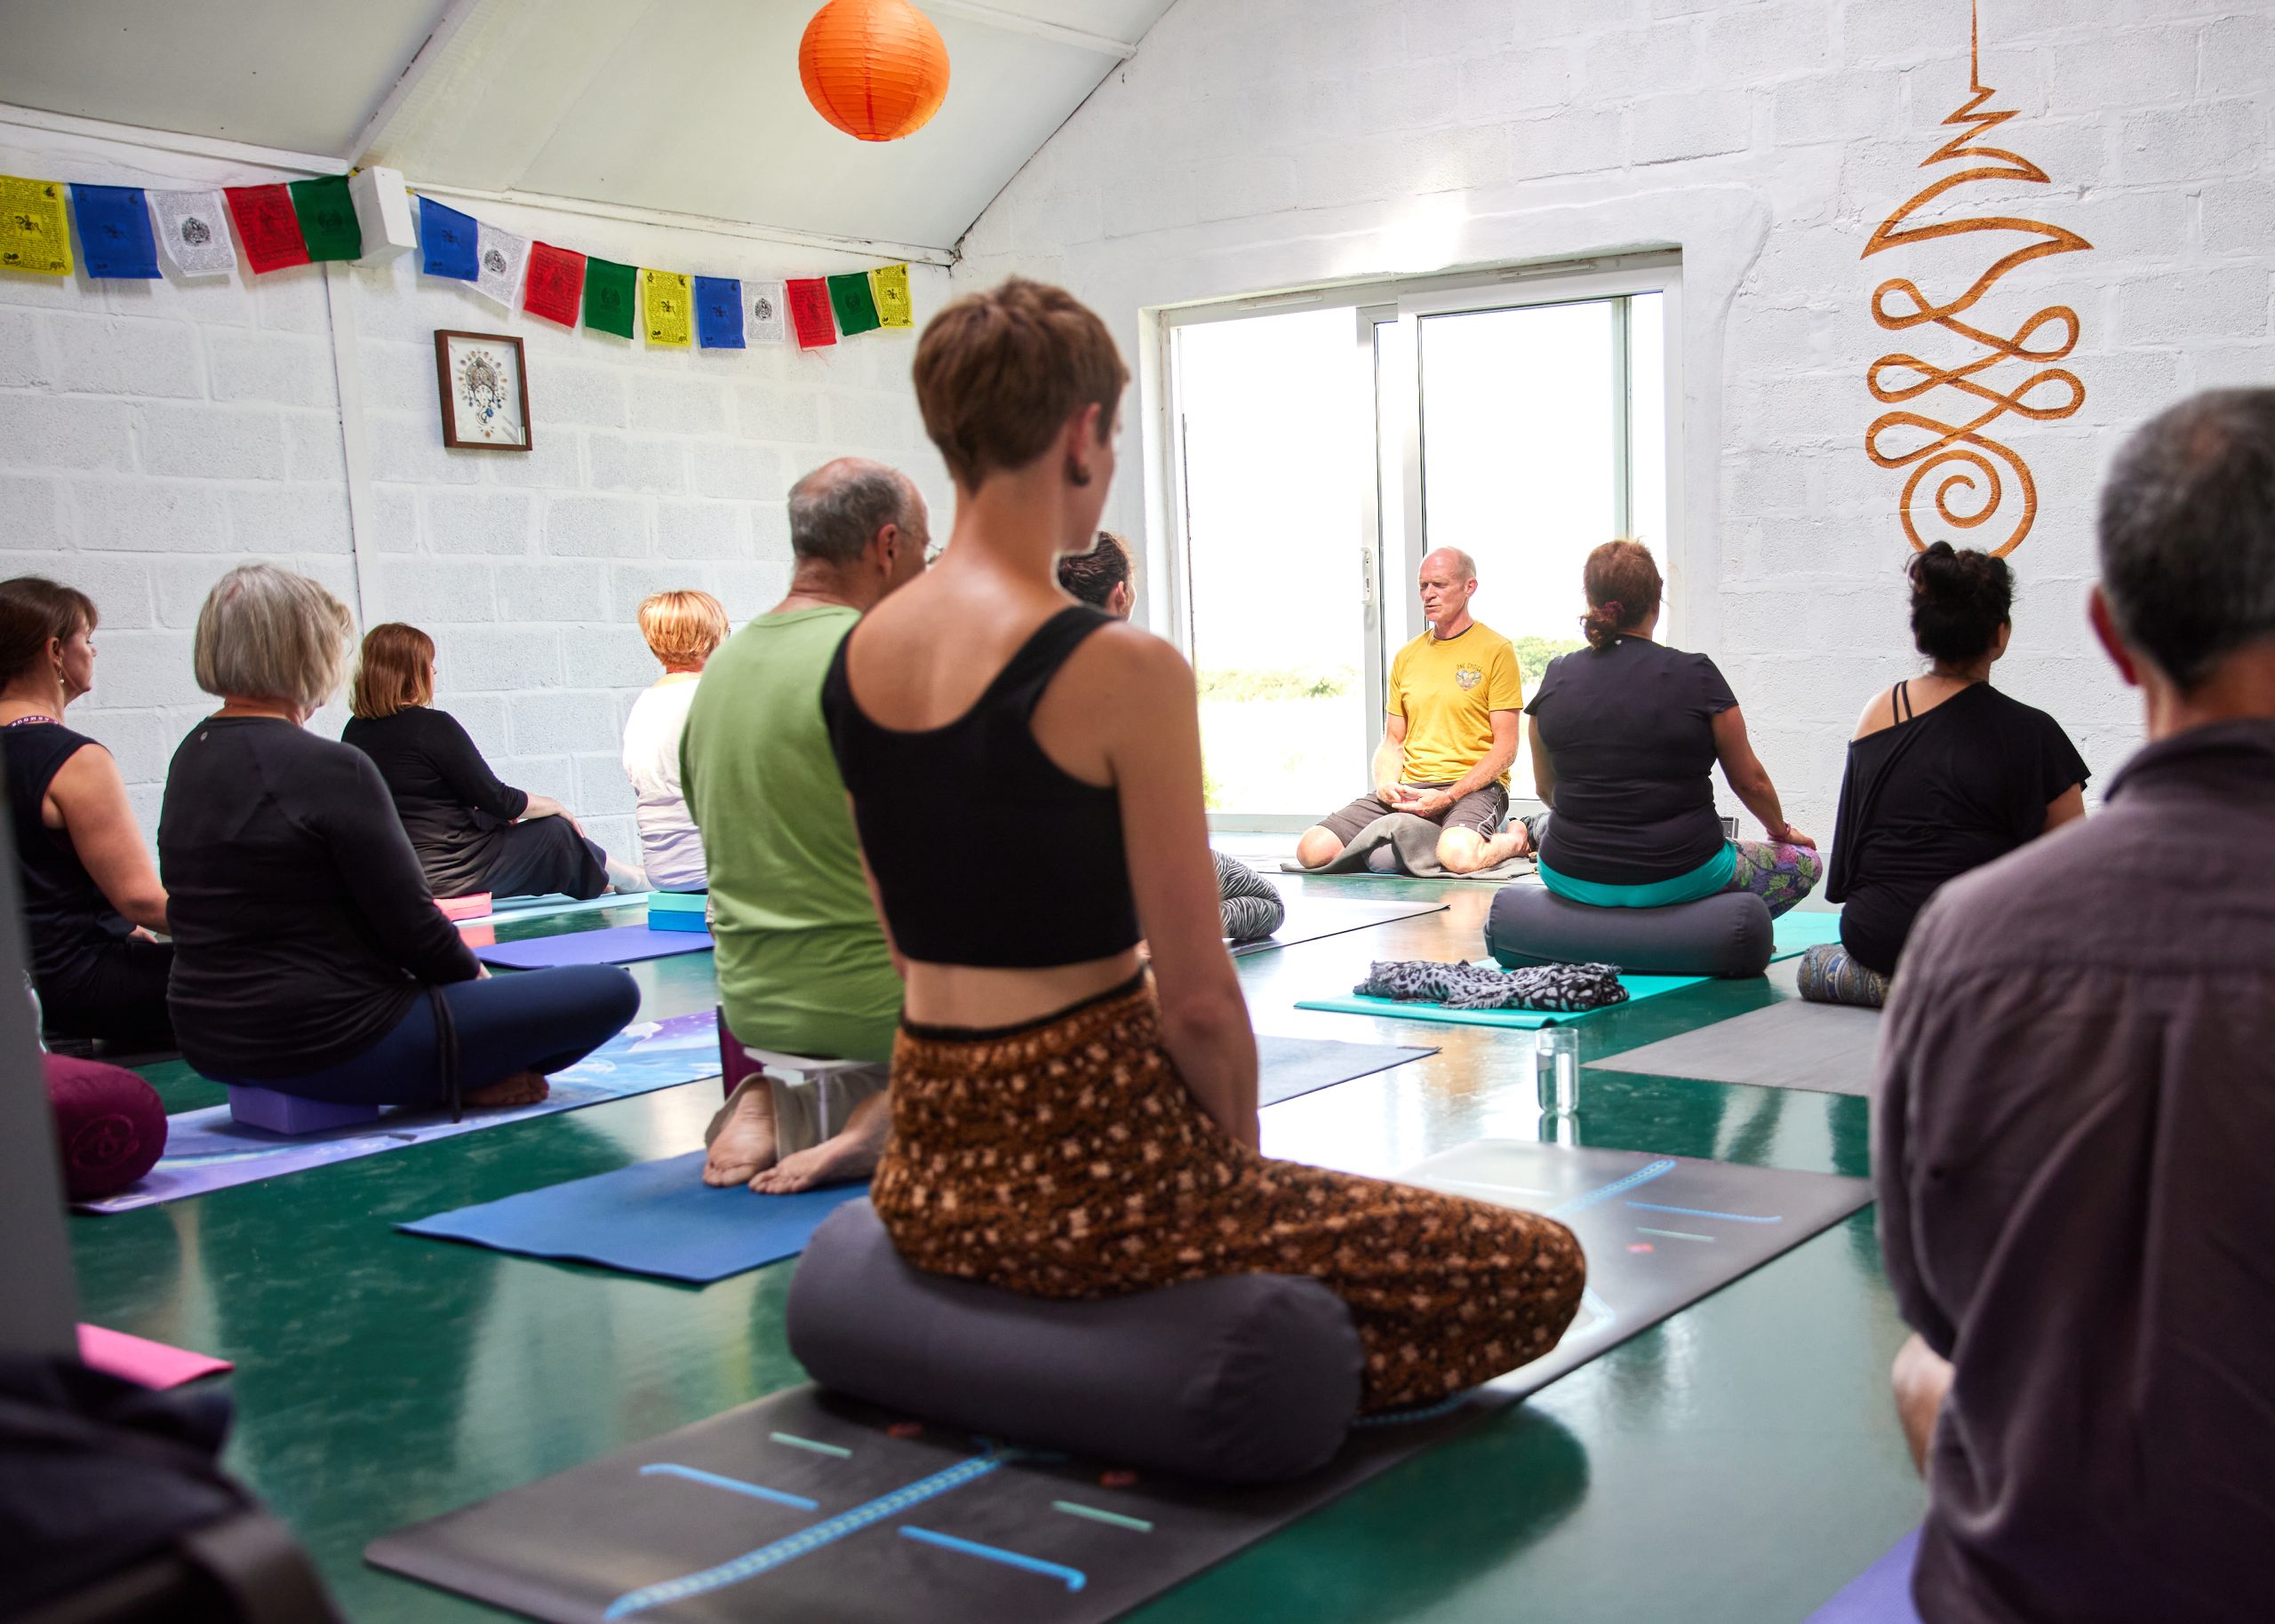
[[918, 1, 1141, 59], [340, 0, 490, 167]]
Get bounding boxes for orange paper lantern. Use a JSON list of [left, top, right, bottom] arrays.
[[799, 0, 951, 143]]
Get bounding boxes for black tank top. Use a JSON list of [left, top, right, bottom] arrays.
[[4, 720, 129, 980], [821, 606, 1140, 968]]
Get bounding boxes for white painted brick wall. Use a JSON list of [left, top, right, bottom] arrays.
[[954, 0, 2275, 840], [0, 123, 948, 864]]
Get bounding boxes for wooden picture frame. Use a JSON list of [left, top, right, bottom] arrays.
[[434, 330, 531, 450]]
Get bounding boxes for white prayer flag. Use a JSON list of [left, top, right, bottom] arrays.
[[473, 221, 529, 309], [150, 189, 236, 277], [746, 279, 788, 346]]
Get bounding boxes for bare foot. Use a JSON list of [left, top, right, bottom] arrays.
[[748, 1136, 858, 1195], [704, 1080, 778, 1187], [465, 1071, 549, 1108]]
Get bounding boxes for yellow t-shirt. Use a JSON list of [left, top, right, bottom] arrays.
[[1386, 622, 1524, 786]]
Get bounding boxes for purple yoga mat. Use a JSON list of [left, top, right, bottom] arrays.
[[475, 924, 713, 969], [1806, 1530, 1922, 1623]]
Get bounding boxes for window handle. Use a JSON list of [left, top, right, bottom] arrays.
[[1360, 546, 1375, 609]]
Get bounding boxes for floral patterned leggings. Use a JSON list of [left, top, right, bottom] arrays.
[[1723, 840, 1824, 919]]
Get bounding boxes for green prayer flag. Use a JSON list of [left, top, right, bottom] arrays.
[[584, 256, 638, 338], [287, 175, 362, 262], [827, 271, 882, 337]]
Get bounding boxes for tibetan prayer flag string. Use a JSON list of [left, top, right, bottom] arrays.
[[869, 262, 914, 328], [643, 269, 692, 346], [288, 175, 362, 262], [786, 277, 837, 349], [583, 256, 637, 338], [418, 195, 478, 280], [746, 279, 787, 345], [693, 275, 744, 349], [826, 269, 882, 337], [223, 185, 309, 274], [150, 189, 235, 277], [68, 185, 158, 279], [474, 221, 530, 308], [1, 176, 74, 276], [523, 242, 586, 328]]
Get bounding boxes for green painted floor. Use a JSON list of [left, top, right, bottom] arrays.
[[70, 880, 1922, 1622]]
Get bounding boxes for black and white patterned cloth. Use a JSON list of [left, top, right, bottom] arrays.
[[1355, 959, 1628, 1013], [1216, 851, 1286, 944]]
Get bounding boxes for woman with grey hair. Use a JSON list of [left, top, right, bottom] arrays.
[[157, 565, 639, 1112]]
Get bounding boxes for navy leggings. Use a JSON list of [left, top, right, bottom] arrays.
[[239, 965, 640, 1107]]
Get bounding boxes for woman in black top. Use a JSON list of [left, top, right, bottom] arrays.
[[1806, 544, 2087, 1006], [820, 277, 1581, 1413], [159, 566, 639, 1108], [340, 622, 637, 902], [1529, 540, 1822, 916], [0, 577, 172, 1049]]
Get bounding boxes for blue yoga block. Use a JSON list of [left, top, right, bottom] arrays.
[[649, 910, 708, 933], [648, 890, 706, 931], [227, 1086, 382, 1135]]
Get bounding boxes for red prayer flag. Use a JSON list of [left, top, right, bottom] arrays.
[[523, 241, 587, 328], [786, 277, 837, 349], [223, 184, 310, 274]]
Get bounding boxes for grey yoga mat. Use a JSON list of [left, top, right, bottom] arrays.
[[1587, 999, 1885, 1096]]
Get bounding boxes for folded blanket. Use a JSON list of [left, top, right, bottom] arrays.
[[1354, 959, 1628, 1013]]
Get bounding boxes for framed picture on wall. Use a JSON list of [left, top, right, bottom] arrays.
[[433, 330, 531, 450]]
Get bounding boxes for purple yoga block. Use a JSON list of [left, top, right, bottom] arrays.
[[227, 1086, 382, 1135]]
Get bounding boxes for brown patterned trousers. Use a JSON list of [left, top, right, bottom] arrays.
[[872, 975, 1586, 1411]]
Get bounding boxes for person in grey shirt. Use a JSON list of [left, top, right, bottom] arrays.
[[1874, 389, 2275, 1623]]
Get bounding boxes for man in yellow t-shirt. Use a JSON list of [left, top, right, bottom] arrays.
[[1297, 547, 1531, 874]]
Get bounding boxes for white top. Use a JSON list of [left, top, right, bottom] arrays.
[[621, 674, 706, 892]]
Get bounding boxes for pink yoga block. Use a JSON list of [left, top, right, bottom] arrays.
[[227, 1086, 381, 1135], [435, 893, 493, 921]]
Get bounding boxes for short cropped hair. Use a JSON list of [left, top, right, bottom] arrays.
[[1908, 542, 2012, 666], [914, 277, 1127, 490], [637, 590, 728, 669], [789, 459, 916, 567], [194, 564, 355, 711], [1058, 531, 1131, 609], [2099, 388, 2275, 689], [1581, 539, 1663, 651], [0, 577, 96, 689], [350, 622, 435, 720]]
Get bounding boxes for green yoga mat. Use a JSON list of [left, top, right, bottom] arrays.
[[1294, 911, 1842, 1031]]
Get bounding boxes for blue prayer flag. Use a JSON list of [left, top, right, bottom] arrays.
[[694, 275, 745, 349], [69, 185, 158, 279], [418, 195, 479, 281]]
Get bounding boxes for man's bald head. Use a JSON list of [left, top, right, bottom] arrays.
[[788, 458, 924, 567], [1423, 546, 1478, 584]]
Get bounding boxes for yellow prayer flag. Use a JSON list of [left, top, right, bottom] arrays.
[[870, 262, 914, 329], [642, 269, 692, 347], [1, 175, 73, 276]]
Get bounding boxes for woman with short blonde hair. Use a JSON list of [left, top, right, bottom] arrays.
[[159, 565, 638, 1111], [345, 621, 643, 901], [622, 589, 728, 894]]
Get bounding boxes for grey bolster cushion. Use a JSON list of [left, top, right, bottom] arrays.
[[786, 1200, 1363, 1484], [1486, 884, 1775, 978]]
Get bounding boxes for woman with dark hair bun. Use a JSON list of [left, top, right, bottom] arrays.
[[1803, 542, 2087, 1006], [1527, 539, 1821, 916], [0, 577, 173, 1049]]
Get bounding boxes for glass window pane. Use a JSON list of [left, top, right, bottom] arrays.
[[1177, 308, 1368, 817], [1630, 291, 1669, 579]]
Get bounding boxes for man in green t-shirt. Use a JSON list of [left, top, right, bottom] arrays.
[[682, 457, 929, 1193]]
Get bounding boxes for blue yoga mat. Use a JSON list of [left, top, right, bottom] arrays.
[[401, 1151, 870, 1285], [475, 923, 712, 969], [1255, 1033, 1434, 1105], [1806, 1530, 1922, 1623]]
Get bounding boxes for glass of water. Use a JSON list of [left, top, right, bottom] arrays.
[[1536, 1026, 1580, 1117]]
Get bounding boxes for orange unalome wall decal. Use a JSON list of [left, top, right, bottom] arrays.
[[1862, 2, 2091, 557]]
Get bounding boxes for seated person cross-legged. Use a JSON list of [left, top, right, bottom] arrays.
[[159, 566, 639, 1112], [685, 457, 930, 1195], [0, 577, 174, 1051], [1875, 389, 2275, 1624], [621, 590, 728, 896], [1297, 548, 1531, 876], [1805, 543, 2087, 1008], [1529, 540, 1821, 918], [824, 277, 1584, 1411], [342, 622, 643, 904]]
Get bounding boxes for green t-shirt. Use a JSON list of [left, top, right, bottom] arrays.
[[680, 606, 900, 1063]]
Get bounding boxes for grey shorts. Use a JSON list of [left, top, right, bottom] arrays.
[[1313, 781, 1510, 847]]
